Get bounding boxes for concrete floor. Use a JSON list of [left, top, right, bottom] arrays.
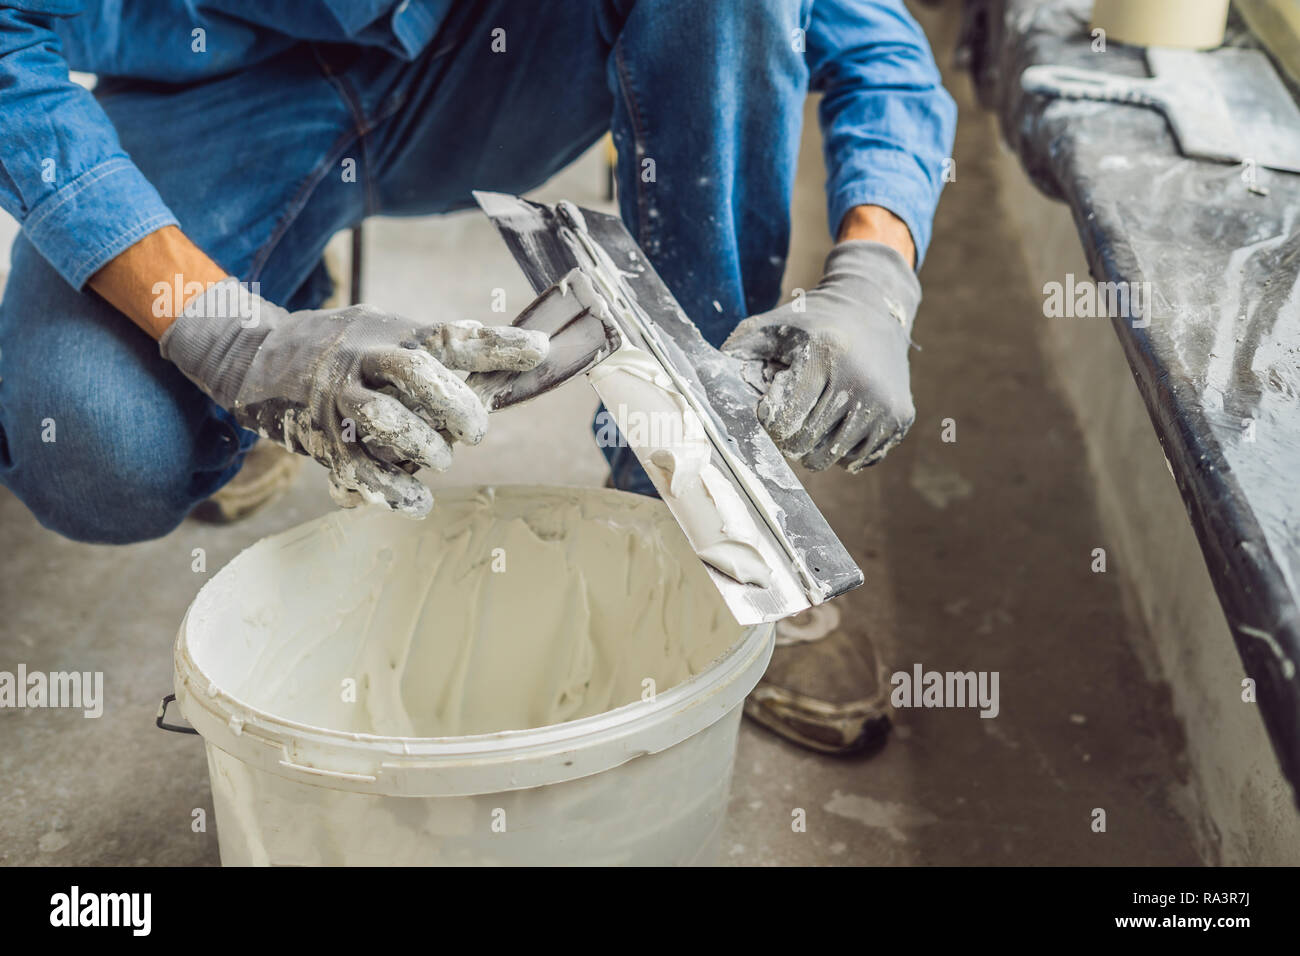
[[0, 6, 1204, 865]]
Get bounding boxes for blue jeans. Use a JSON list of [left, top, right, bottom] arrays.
[[0, 0, 809, 543]]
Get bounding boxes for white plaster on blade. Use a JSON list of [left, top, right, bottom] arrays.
[[552, 201, 829, 603], [590, 346, 773, 587]]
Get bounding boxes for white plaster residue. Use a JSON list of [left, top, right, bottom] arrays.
[[590, 346, 774, 587], [553, 203, 825, 601], [1238, 624, 1297, 680], [823, 791, 938, 843], [38, 831, 70, 853], [909, 460, 974, 510], [774, 602, 841, 646]]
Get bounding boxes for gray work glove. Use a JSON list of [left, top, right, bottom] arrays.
[[161, 278, 548, 516], [722, 241, 920, 473]]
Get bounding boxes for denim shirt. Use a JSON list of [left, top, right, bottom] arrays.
[[0, 0, 955, 289]]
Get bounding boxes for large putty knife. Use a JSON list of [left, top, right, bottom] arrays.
[[470, 191, 863, 626], [1021, 47, 1300, 174]]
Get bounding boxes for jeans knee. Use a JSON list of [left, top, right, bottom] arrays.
[[2, 415, 199, 544], [0, 238, 248, 544], [40, 488, 191, 546], [0, 385, 245, 545]]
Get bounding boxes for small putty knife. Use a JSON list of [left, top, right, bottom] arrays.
[[473, 191, 864, 626], [466, 267, 622, 411], [1021, 47, 1300, 174]]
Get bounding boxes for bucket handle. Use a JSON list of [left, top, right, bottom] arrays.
[[156, 693, 199, 735]]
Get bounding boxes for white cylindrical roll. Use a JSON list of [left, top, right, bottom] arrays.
[[1091, 0, 1230, 50]]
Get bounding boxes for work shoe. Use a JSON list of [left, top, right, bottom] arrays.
[[745, 603, 893, 756], [190, 440, 301, 524]]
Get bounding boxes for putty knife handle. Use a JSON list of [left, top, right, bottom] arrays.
[[1021, 65, 1162, 109]]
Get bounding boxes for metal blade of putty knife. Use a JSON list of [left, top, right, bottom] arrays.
[[466, 267, 623, 411], [1187, 47, 1300, 177], [474, 191, 864, 625], [1020, 47, 1300, 174]]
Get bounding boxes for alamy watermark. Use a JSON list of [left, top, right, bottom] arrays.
[[152, 274, 262, 327], [0, 665, 102, 718], [50, 886, 150, 935], [594, 405, 705, 449], [891, 663, 999, 719], [1043, 273, 1152, 328]]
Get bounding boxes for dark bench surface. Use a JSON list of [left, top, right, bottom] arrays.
[[962, 0, 1300, 800]]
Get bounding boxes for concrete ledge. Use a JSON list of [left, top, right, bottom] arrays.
[[994, 147, 1300, 864]]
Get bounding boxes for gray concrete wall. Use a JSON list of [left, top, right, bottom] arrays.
[[993, 150, 1300, 864]]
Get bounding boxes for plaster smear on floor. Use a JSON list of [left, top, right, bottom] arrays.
[[193, 488, 744, 737], [824, 790, 940, 843]]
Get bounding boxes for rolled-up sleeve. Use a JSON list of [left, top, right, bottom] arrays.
[[806, 0, 957, 267], [1, 1, 177, 288]]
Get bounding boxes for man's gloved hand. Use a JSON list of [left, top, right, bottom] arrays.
[[161, 277, 548, 516], [722, 240, 920, 473]]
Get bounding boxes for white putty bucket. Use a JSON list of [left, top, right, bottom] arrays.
[[174, 486, 774, 865]]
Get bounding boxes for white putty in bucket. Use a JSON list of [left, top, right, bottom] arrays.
[[191, 487, 744, 738]]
